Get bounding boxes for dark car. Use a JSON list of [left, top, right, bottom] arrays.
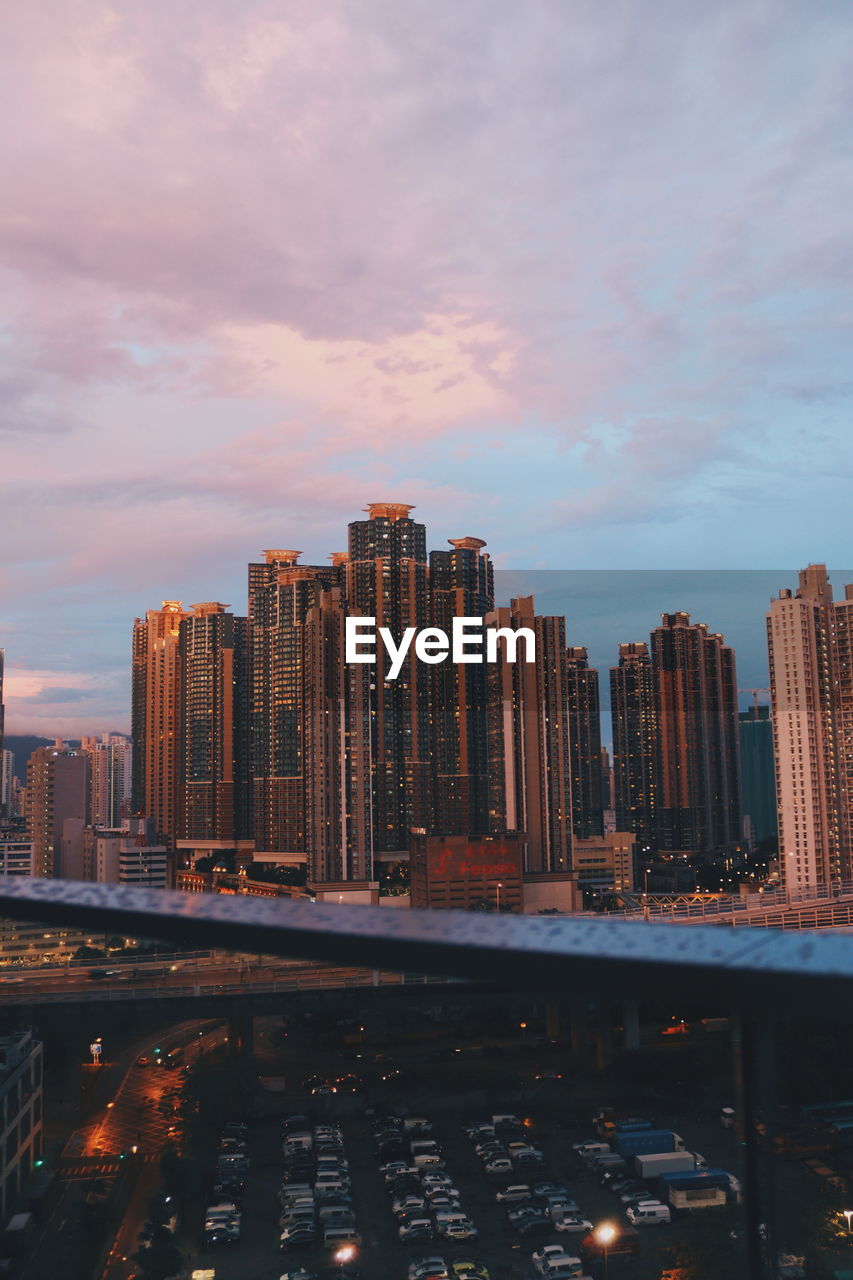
[[515, 1217, 553, 1238]]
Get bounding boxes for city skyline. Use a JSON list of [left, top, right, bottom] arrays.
[[5, 563, 853, 741], [3, 2, 852, 737]]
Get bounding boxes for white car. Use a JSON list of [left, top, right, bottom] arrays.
[[408, 1259, 449, 1280], [484, 1157, 513, 1175], [393, 1195, 427, 1215], [532, 1245, 579, 1274], [438, 1218, 478, 1240], [553, 1212, 593, 1234]]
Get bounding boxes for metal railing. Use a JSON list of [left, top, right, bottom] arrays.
[[2, 877, 853, 1279]]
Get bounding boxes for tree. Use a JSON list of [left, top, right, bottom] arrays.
[[132, 1227, 182, 1280]]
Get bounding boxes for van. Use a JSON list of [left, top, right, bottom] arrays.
[[575, 1142, 610, 1160], [492, 1114, 522, 1128], [403, 1117, 433, 1134], [433, 1211, 469, 1228], [323, 1225, 361, 1248], [627, 1200, 671, 1226], [318, 1203, 354, 1222], [409, 1139, 441, 1157], [284, 1133, 313, 1151], [413, 1153, 445, 1169]]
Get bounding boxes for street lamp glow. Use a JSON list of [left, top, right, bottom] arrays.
[[334, 1243, 357, 1263], [843, 1208, 853, 1234], [596, 1223, 616, 1245]]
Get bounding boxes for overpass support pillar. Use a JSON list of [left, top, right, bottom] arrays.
[[593, 1007, 614, 1072], [622, 1001, 640, 1052], [227, 1012, 255, 1070], [545, 1000, 561, 1041]]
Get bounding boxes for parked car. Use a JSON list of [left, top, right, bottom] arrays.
[[553, 1213, 593, 1234], [399, 1219, 436, 1242], [438, 1218, 479, 1241], [408, 1259, 449, 1280], [495, 1184, 532, 1203], [532, 1246, 581, 1275]]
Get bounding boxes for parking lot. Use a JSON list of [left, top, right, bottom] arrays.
[[185, 1091, 746, 1280]]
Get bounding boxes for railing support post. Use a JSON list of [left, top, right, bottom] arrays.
[[733, 1009, 776, 1278]]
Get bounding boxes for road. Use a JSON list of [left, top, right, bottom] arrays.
[[0, 956, 454, 1004]]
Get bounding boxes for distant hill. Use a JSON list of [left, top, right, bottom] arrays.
[[3, 735, 81, 782]]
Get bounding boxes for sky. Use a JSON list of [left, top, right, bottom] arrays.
[[2, 1, 852, 737]]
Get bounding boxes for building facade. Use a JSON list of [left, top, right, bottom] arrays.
[[179, 603, 249, 843], [429, 537, 494, 836], [0, 841, 35, 877], [767, 566, 853, 893], [651, 612, 741, 857], [566, 646, 603, 838], [346, 504, 432, 853], [485, 599, 573, 872], [25, 745, 88, 877], [81, 734, 132, 829], [610, 642, 658, 856], [131, 601, 188, 844], [409, 831, 524, 911], [0, 1031, 43, 1224]]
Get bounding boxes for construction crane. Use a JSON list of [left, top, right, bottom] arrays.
[[739, 688, 771, 710]]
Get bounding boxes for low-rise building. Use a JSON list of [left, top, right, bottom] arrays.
[[0, 1030, 43, 1224]]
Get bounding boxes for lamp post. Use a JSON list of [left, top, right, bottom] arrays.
[[595, 1222, 616, 1280], [843, 1208, 853, 1235], [334, 1243, 357, 1274], [496, 882, 502, 911]]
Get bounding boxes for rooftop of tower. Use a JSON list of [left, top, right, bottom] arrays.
[[363, 503, 414, 521], [263, 550, 302, 564], [448, 537, 487, 551]]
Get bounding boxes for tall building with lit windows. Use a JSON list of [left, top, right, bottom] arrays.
[[25, 743, 88, 877], [767, 565, 853, 893], [485, 597, 573, 872], [650, 613, 741, 856], [80, 733, 132, 829], [131, 600, 188, 843], [346, 504, 431, 852], [178, 604, 249, 842], [566, 646, 603, 838], [429, 537, 494, 835], [610, 642, 658, 854]]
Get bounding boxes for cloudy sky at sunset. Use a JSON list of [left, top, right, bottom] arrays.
[[2, 1, 852, 735]]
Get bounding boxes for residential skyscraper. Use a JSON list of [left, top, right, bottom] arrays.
[[346, 504, 431, 852], [81, 734, 132, 828], [131, 600, 188, 843], [25, 743, 88, 876], [0, 649, 5, 822], [651, 613, 741, 856], [485, 598, 573, 872], [248, 553, 372, 882], [429, 537, 494, 835], [767, 565, 850, 892], [610, 642, 658, 854], [0, 750, 13, 822], [566, 646, 603, 838], [178, 603, 249, 842]]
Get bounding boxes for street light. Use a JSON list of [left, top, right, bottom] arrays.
[[843, 1208, 853, 1235], [496, 882, 502, 911], [595, 1222, 616, 1280], [334, 1243, 357, 1272]]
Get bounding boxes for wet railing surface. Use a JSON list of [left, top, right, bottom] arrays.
[[2, 878, 853, 1279]]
